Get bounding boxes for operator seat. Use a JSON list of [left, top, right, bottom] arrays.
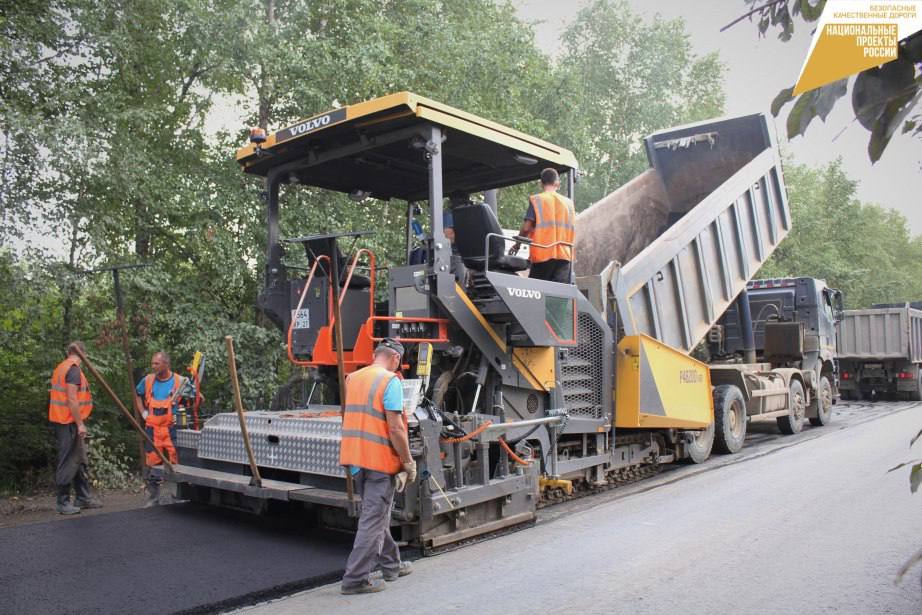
[[452, 203, 529, 273], [305, 243, 372, 289]]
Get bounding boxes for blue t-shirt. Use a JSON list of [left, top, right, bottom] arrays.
[[136, 373, 181, 412], [351, 377, 404, 474], [381, 377, 403, 412], [524, 201, 536, 222]]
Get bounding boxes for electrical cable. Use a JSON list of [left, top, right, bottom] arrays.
[[498, 436, 531, 466], [440, 420, 492, 443], [504, 423, 541, 445]]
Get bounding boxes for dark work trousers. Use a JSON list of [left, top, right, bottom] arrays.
[[53, 423, 90, 501], [529, 258, 572, 283], [341, 469, 401, 587]]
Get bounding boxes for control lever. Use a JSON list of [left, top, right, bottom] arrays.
[[470, 356, 490, 414]]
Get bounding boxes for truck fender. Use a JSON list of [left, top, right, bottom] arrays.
[[771, 368, 810, 407], [820, 360, 838, 396]]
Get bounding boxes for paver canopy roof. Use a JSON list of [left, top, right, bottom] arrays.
[[236, 92, 578, 201]]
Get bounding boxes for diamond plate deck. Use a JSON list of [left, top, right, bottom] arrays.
[[198, 411, 344, 477], [196, 380, 423, 478], [175, 428, 201, 449]]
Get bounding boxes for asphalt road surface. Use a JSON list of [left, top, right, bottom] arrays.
[[2, 401, 919, 614], [0, 503, 353, 615], [239, 401, 922, 615]]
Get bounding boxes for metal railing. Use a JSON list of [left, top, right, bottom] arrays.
[[482, 232, 574, 275]]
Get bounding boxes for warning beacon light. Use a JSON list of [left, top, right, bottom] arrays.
[[249, 127, 267, 144]]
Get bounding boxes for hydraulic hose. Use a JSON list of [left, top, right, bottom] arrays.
[[498, 437, 531, 466], [440, 420, 493, 444]]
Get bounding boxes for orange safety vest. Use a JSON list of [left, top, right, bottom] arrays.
[[528, 191, 575, 263], [339, 364, 405, 475], [143, 373, 180, 466], [48, 358, 93, 424]]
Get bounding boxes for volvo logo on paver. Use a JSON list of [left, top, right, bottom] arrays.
[[276, 107, 347, 143], [506, 287, 542, 300]]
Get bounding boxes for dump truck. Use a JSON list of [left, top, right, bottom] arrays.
[[837, 303, 922, 401], [576, 119, 833, 453], [169, 93, 801, 551], [706, 277, 843, 444]]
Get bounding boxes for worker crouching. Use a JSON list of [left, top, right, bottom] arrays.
[[135, 351, 190, 507], [340, 338, 417, 594]]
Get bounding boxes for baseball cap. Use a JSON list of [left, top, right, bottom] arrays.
[[375, 338, 405, 357]]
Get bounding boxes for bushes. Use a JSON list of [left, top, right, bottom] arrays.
[[86, 423, 141, 491]]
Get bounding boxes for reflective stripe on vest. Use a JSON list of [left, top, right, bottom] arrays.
[[338, 364, 405, 475], [48, 358, 93, 424], [144, 373, 181, 428], [529, 191, 576, 263]]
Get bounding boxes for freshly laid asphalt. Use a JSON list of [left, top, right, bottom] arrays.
[[0, 503, 353, 615], [1, 400, 917, 614]]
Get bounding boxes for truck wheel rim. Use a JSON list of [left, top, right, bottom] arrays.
[[822, 384, 832, 414], [793, 390, 805, 420], [729, 400, 743, 436]]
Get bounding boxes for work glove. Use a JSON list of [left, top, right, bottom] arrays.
[[402, 459, 417, 483], [394, 471, 409, 493], [141, 410, 149, 420]]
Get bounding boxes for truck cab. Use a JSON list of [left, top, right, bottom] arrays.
[[705, 278, 843, 447], [714, 277, 843, 380]]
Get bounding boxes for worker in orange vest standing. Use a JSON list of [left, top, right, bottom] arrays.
[[48, 341, 101, 515], [134, 351, 185, 507], [340, 338, 417, 594], [509, 167, 576, 283]]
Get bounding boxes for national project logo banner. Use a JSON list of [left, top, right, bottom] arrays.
[[794, 1, 922, 95]]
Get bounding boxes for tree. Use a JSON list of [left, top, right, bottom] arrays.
[[727, 0, 922, 162], [546, 0, 726, 206], [0, 0, 724, 486], [758, 158, 922, 307]]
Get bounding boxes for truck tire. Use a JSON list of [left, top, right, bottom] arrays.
[[777, 379, 806, 435], [809, 376, 833, 426], [685, 421, 714, 464], [713, 385, 747, 454]]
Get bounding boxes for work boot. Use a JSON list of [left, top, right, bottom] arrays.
[[144, 481, 160, 508], [74, 497, 103, 509], [56, 495, 80, 515], [382, 561, 413, 581], [341, 579, 386, 595]]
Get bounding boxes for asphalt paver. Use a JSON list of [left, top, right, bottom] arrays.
[[0, 503, 352, 615]]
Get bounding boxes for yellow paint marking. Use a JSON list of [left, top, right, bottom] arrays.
[[454, 283, 506, 352]]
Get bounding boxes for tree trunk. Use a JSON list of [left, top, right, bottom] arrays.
[[134, 200, 150, 258], [62, 221, 80, 347], [257, 0, 277, 130]]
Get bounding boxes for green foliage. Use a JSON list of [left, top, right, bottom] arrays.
[[758, 158, 922, 307], [0, 0, 726, 490], [0, 251, 61, 490], [887, 428, 922, 584], [86, 423, 141, 491], [547, 0, 726, 206]]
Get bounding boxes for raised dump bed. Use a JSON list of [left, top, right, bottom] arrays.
[[575, 114, 791, 354]]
